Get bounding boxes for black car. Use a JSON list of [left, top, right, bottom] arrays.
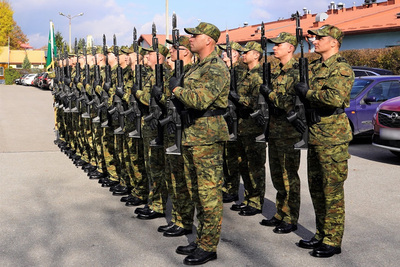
[[352, 66, 394, 77]]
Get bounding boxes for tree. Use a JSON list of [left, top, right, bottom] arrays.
[[22, 54, 31, 69], [0, 1, 14, 46], [0, 1, 29, 49], [55, 31, 68, 54]]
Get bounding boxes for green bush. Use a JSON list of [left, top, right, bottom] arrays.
[[4, 68, 20, 85]]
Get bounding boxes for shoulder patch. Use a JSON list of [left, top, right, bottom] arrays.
[[211, 58, 218, 64], [337, 57, 347, 63], [293, 62, 299, 69]]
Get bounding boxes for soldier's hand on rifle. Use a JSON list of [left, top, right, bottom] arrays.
[[64, 77, 71, 85], [148, 118, 159, 130], [103, 81, 112, 93], [295, 82, 309, 99], [169, 73, 184, 93], [131, 83, 140, 96], [287, 110, 307, 134], [151, 85, 163, 102], [167, 122, 176, 134], [116, 87, 124, 98], [260, 84, 273, 99], [228, 91, 240, 104], [255, 113, 266, 127], [74, 76, 80, 84]]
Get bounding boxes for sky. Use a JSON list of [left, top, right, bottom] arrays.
[[10, 0, 363, 49]]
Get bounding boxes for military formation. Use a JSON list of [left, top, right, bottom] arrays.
[[50, 13, 354, 265]]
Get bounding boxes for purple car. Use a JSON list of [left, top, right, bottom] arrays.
[[345, 76, 400, 136]]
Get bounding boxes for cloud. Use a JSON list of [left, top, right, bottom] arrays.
[[27, 33, 47, 49]]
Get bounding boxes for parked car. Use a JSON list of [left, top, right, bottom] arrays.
[[352, 66, 394, 77], [38, 72, 51, 90], [345, 76, 400, 136], [14, 74, 28, 85], [32, 72, 45, 87], [22, 74, 38, 86], [372, 96, 400, 157]]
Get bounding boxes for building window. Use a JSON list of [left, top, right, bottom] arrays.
[[0, 67, 4, 76]]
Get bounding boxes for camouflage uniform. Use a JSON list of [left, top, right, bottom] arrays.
[[173, 46, 230, 253], [235, 57, 266, 211], [223, 59, 247, 199], [136, 47, 169, 214], [304, 36, 354, 249], [268, 57, 301, 225]]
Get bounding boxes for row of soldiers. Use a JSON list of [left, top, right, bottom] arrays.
[[51, 15, 354, 265]]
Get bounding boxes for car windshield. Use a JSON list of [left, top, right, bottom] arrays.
[[350, 79, 373, 99]]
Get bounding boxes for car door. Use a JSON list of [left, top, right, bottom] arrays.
[[356, 80, 400, 133]]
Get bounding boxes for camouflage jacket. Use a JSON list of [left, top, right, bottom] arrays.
[[306, 53, 355, 146], [236, 63, 264, 136], [268, 57, 301, 140], [174, 50, 230, 146]]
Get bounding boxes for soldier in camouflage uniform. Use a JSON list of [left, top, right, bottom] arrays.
[[133, 43, 170, 219], [294, 25, 354, 257], [121, 47, 149, 206], [157, 36, 195, 237], [218, 41, 247, 204], [171, 22, 229, 265], [259, 32, 303, 234], [228, 41, 266, 216]]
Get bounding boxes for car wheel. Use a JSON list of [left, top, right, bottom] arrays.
[[390, 151, 400, 158]]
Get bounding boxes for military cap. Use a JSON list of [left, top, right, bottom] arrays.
[[308, 24, 344, 44], [95, 46, 103, 54], [138, 46, 146, 56], [268, 32, 298, 48], [166, 36, 191, 51], [68, 53, 77, 57], [218, 41, 243, 52], [107, 46, 115, 54], [240, 41, 263, 54], [184, 22, 220, 43], [120, 45, 130, 55], [127, 44, 135, 54], [142, 44, 169, 58]]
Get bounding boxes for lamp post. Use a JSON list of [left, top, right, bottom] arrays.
[[59, 12, 84, 52]]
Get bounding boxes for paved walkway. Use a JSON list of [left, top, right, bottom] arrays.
[[1, 84, 399, 266]]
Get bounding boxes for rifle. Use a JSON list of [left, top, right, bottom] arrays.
[[143, 23, 164, 147], [88, 46, 102, 121], [250, 22, 270, 142], [64, 45, 72, 113], [70, 38, 81, 114], [107, 35, 125, 135], [287, 11, 309, 150], [121, 27, 142, 139], [58, 45, 68, 110], [222, 32, 238, 142], [99, 34, 112, 128], [81, 40, 91, 119], [159, 12, 183, 155]]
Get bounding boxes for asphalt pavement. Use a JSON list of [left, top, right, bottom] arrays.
[[1, 84, 399, 267]]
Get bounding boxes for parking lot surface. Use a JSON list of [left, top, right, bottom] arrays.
[[1, 84, 399, 267]]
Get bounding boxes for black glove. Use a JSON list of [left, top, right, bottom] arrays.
[[115, 87, 124, 98], [294, 82, 309, 99], [151, 85, 163, 102], [167, 122, 176, 135], [287, 110, 307, 134], [255, 114, 266, 127], [64, 77, 71, 85], [228, 91, 240, 104], [259, 84, 272, 99], [73, 76, 80, 84], [103, 82, 112, 93], [131, 83, 140, 97], [169, 73, 184, 93], [148, 118, 159, 130]]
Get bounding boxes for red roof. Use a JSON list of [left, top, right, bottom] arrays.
[[219, 0, 400, 44]]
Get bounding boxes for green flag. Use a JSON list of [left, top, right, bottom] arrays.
[[46, 21, 57, 70]]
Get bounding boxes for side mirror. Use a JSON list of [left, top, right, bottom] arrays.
[[364, 96, 377, 104]]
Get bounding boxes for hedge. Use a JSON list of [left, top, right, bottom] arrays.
[[4, 68, 20, 85]]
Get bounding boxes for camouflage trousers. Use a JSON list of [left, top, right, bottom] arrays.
[[142, 120, 167, 213], [125, 132, 148, 201], [82, 118, 96, 166], [102, 127, 119, 181], [165, 133, 194, 230], [92, 122, 107, 174], [237, 134, 266, 210], [268, 138, 301, 224], [183, 142, 224, 253], [222, 141, 240, 196], [55, 107, 66, 141], [308, 143, 350, 247], [114, 134, 129, 186]]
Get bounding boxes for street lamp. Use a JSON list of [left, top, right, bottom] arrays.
[[59, 12, 84, 52]]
